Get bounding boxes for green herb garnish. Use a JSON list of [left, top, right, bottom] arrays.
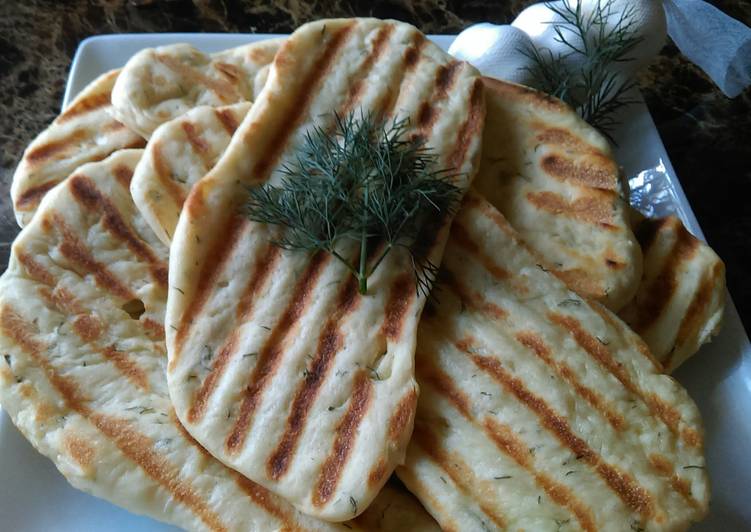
[[520, 0, 643, 138], [244, 111, 461, 295]]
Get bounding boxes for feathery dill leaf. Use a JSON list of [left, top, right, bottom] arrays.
[[244, 111, 461, 295], [520, 0, 643, 139]]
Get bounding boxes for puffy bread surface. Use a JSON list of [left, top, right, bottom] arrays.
[[397, 192, 708, 531], [10, 69, 145, 227], [618, 216, 725, 373], [475, 77, 642, 311], [166, 18, 484, 521], [0, 150, 359, 532], [131, 102, 250, 245], [111, 39, 281, 138]]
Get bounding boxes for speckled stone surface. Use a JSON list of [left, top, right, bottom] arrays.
[[1, 0, 749, 329]]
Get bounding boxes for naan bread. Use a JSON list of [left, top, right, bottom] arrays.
[[475, 77, 642, 311], [618, 216, 725, 372], [0, 149, 358, 531], [166, 18, 484, 521], [1, 148, 443, 530], [131, 102, 250, 245], [111, 39, 281, 138], [397, 192, 708, 531], [10, 69, 145, 227]]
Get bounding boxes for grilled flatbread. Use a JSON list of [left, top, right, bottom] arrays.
[[475, 77, 642, 311], [10, 69, 145, 227], [166, 18, 484, 521], [0, 149, 357, 531], [618, 216, 725, 373], [397, 191, 708, 531], [111, 39, 281, 138], [131, 102, 250, 245]]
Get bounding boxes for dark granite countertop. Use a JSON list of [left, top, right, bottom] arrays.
[[1, 0, 749, 330]]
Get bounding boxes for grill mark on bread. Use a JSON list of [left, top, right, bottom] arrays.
[[388, 388, 418, 442], [548, 312, 700, 448], [142, 318, 166, 341], [367, 458, 389, 487], [341, 24, 394, 113], [0, 306, 227, 531], [441, 262, 509, 321], [420, 365, 600, 531], [515, 331, 626, 431], [234, 474, 295, 527], [225, 252, 330, 453], [181, 121, 211, 162], [15, 181, 59, 209], [113, 164, 135, 188], [59, 92, 111, 122], [251, 22, 354, 178], [667, 261, 724, 370], [213, 62, 242, 84], [72, 314, 103, 342], [25, 129, 89, 165], [214, 107, 240, 135], [267, 276, 361, 480], [456, 339, 655, 518], [628, 222, 700, 335], [447, 77, 484, 170], [380, 32, 426, 119], [382, 273, 414, 340], [57, 70, 119, 123], [17, 252, 56, 286], [414, 61, 463, 133], [648, 454, 699, 507], [156, 52, 241, 103], [450, 221, 511, 280], [151, 141, 189, 206], [102, 346, 150, 390], [313, 370, 373, 507], [187, 246, 282, 423], [527, 190, 616, 228], [173, 215, 247, 356], [541, 154, 617, 191], [483, 418, 597, 532], [412, 424, 507, 529], [50, 214, 136, 301], [69, 174, 168, 286]]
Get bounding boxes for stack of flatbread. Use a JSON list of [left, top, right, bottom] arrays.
[[1, 16, 723, 531]]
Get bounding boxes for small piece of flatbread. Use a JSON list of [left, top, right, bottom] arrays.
[[10, 69, 145, 227], [131, 102, 250, 245], [111, 39, 282, 138], [0, 149, 355, 532], [166, 18, 484, 521], [397, 191, 708, 531], [618, 216, 725, 372], [475, 77, 642, 311]]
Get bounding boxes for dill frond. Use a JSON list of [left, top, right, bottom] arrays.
[[244, 110, 462, 295], [520, 0, 644, 139]]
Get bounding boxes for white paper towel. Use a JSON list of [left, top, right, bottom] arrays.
[[663, 0, 751, 98]]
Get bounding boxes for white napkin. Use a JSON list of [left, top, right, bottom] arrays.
[[663, 0, 751, 98], [448, 0, 751, 98]]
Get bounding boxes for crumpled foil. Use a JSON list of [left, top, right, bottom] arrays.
[[627, 158, 680, 219]]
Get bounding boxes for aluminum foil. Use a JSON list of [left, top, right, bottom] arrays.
[[627, 158, 681, 219]]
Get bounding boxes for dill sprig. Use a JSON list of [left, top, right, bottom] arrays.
[[244, 111, 462, 296], [520, 0, 643, 138]]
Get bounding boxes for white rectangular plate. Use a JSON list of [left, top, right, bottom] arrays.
[[2, 33, 749, 531]]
